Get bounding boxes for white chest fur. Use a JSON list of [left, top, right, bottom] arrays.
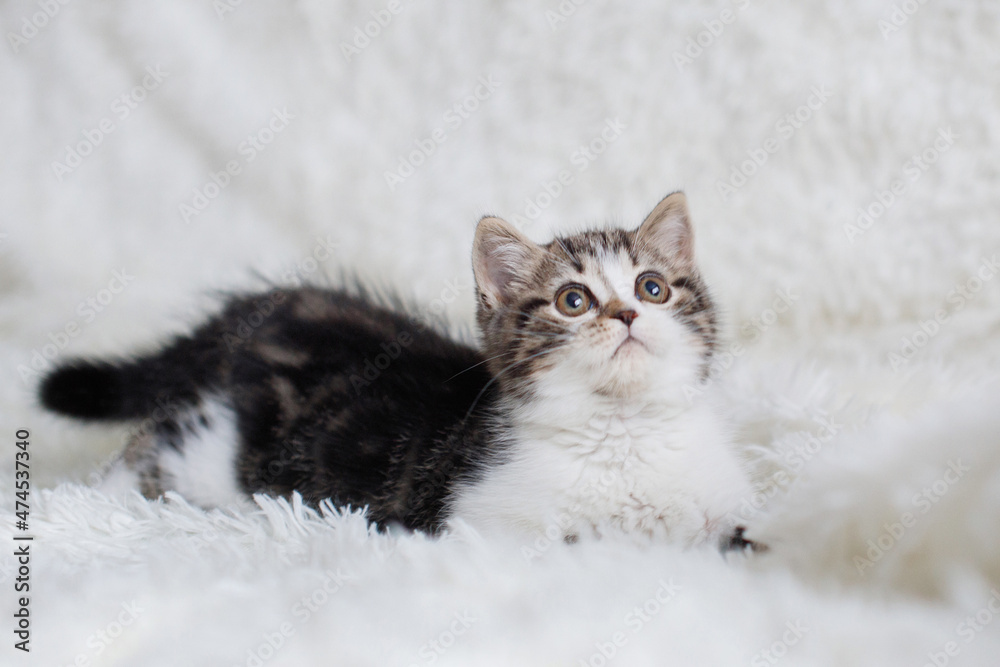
[[450, 400, 752, 546]]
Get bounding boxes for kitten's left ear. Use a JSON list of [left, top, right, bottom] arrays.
[[636, 191, 694, 265]]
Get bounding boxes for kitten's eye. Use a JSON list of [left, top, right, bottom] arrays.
[[636, 273, 670, 304], [555, 285, 594, 317]]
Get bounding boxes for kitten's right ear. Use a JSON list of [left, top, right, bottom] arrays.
[[636, 191, 695, 266], [473, 217, 542, 309]]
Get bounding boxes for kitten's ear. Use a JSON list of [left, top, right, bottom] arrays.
[[473, 217, 542, 309], [636, 192, 694, 265]]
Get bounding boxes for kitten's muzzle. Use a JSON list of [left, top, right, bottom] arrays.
[[611, 333, 647, 358]]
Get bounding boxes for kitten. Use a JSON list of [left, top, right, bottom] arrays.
[[40, 192, 758, 551]]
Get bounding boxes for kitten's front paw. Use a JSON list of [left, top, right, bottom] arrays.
[[721, 525, 767, 554]]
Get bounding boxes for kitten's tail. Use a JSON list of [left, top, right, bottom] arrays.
[[39, 338, 222, 421]]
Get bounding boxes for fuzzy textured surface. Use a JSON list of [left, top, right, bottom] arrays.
[[2, 1, 1000, 665]]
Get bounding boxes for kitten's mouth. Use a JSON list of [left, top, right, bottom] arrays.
[[611, 335, 647, 358]]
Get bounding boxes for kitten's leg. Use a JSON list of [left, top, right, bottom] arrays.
[[122, 431, 166, 499], [153, 398, 248, 507], [106, 397, 247, 508]]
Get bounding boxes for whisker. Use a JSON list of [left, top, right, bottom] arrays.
[[442, 351, 513, 383], [508, 330, 567, 341], [446, 324, 567, 384], [461, 346, 560, 421]]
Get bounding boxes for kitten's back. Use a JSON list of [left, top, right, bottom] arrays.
[[42, 287, 502, 531]]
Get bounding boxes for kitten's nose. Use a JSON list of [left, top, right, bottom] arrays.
[[613, 309, 638, 327]]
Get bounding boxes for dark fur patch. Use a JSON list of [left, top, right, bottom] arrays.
[[43, 287, 502, 533]]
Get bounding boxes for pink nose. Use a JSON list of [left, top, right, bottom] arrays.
[[613, 309, 638, 326]]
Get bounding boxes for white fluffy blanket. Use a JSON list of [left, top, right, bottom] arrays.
[[2, 1, 1000, 665]]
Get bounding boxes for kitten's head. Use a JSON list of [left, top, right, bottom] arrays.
[[472, 192, 717, 405]]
